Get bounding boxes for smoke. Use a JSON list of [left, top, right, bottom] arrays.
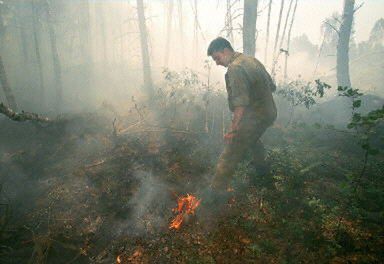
[[112, 170, 174, 235]]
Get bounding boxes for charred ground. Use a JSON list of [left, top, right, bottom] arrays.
[[1, 76, 384, 263]]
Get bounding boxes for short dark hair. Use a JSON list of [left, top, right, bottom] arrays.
[[207, 37, 234, 56]]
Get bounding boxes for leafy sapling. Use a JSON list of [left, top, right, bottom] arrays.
[[337, 86, 384, 187]]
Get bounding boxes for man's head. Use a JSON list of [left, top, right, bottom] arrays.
[[207, 37, 234, 67]]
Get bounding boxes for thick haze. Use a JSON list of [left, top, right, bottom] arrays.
[[0, 2, 383, 262], [0, 0, 383, 114]]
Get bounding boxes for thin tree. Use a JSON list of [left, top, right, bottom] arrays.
[[243, 0, 258, 56], [98, 3, 108, 69], [337, 0, 355, 88], [284, 0, 298, 81], [193, 0, 198, 65], [264, 0, 272, 64], [164, 0, 173, 67], [0, 4, 17, 110], [368, 18, 384, 46], [177, 0, 184, 67], [272, 0, 285, 61], [136, 0, 154, 98], [0, 55, 18, 111], [119, 12, 124, 68], [17, 14, 29, 63], [31, 0, 45, 106], [278, 0, 294, 52], [44, 0, 64, 112], [225, 0, 234, 44], [79, 1, 93, 77]]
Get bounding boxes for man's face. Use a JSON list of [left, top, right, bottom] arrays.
[[211, 50, 231, 67]]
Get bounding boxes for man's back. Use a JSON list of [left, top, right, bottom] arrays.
[[226, 52, 277, 125]]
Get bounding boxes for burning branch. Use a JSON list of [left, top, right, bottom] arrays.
[[169, 194, 201, 230]]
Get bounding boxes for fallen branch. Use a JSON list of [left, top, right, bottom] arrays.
[[122, 128, 203, 135], [0, 102, 50, 123], [85, 159, 105, 169], [118, 120, 142, 134]]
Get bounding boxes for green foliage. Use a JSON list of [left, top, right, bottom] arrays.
[[278, 79, 331, 109], [158, 68, 229, 133], [338, 86, 383, 158]]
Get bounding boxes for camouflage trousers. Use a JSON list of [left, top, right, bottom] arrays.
[[212, 120, 270, 191]]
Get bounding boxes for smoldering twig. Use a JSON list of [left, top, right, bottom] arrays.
[[117, 120, 142, 134], [134, 103, 145, 121], [118, 124, 206, 135], [0, 102, 50, 123], [112, 118, 118, 137], [124, 129, 202, 135], [85, 159, 105, 169]]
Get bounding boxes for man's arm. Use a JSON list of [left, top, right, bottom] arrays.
[[224, 106, 245, 144], [231, 106, 245, 132], [224, 65, 250, 144]]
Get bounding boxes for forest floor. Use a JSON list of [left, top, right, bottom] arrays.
[[0, 107, 383, 263]]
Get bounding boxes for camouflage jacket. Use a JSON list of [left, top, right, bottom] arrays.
[[225, 52, 277, 125]]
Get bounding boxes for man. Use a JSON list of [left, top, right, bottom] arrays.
[[207, 37, 277, 191]]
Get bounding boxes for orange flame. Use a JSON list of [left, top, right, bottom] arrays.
[[169, 194, 201, 230]]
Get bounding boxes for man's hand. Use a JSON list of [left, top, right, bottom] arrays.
[[224, 131, 237, 144], [224, 106, 245, 144]]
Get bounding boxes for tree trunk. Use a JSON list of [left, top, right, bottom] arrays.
[[243, 0, 258, 56], [271, 0, 285, 79], [264, 0, 272, 64], [278, 0, 294, 51], [164, 0, 173, 67], [119, 19, 124, 68], [18, 16, 29, 63], [79, 1, 92, 70], [136, 0, 154, 98], [31, 0, 45, 107], [97, 4, 108, 70], [272, 0, 285, 61], [337, 0, 355, 88], [44, 0, 63, 112], [0, 55, 18, 111], [284, 0, 298, 81], [79, 0, 93, 97], [177, 0, 184, 67], [225, 0, 234, 44], [193, 0, 198, 66], [0, 5, 5, 49], [0, 4, 17, 110]]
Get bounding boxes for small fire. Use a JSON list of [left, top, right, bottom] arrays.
[[169, 194, 201, 230]]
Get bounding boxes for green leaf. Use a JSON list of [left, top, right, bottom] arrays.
[[347, 123, 355, 129], [352, 113, 361, 122], [353, 100, 362, 108], [361, 143, 370, 150], [368, 148, 380, 155], [314, 123, 322, 129]]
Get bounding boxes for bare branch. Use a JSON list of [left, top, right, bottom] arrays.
[[324, 21, 340, 35], [353, 2, 364, 13], [0, 103, 50, 123]]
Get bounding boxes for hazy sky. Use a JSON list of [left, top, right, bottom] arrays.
[[138, 0, 384, 80], [96, 0, 383, 45], [293, 0, 383, 43], [166, 0, 384, 48]]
